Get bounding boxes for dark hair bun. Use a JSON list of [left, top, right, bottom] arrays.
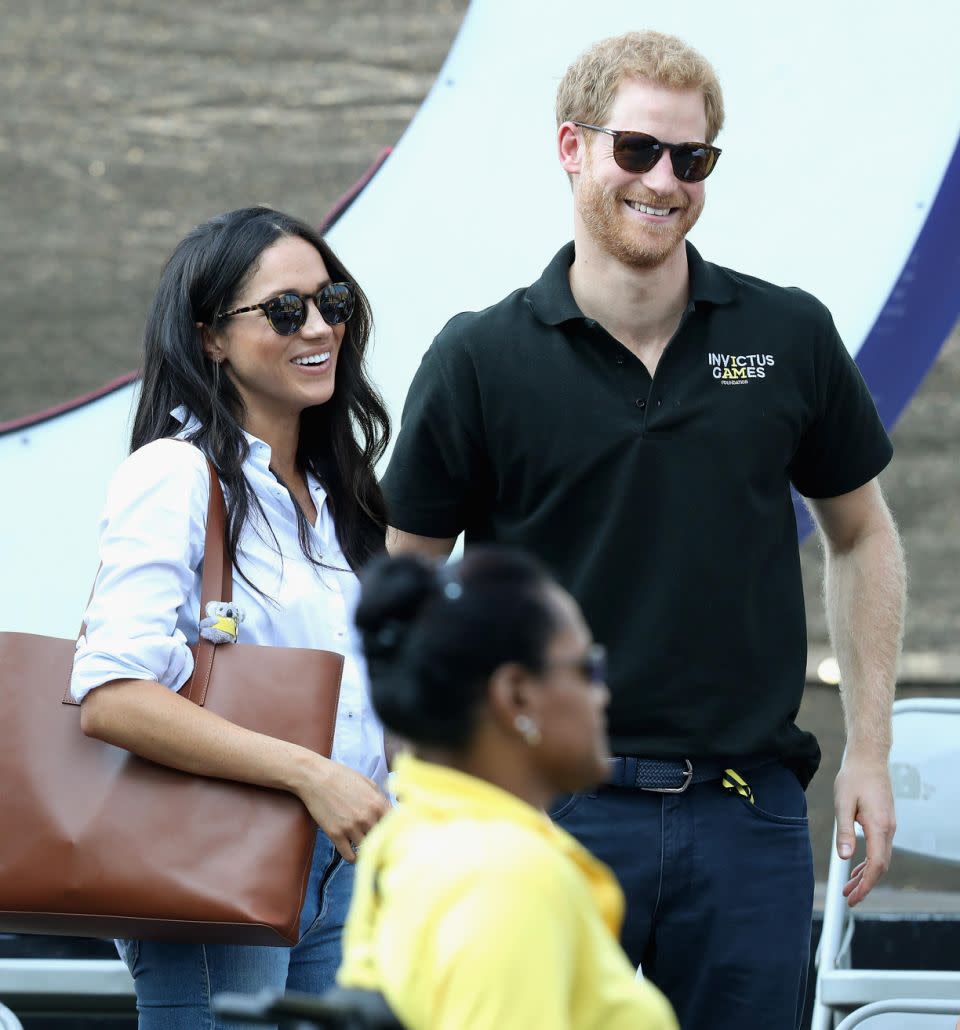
[[355, 553, 440, 662], [355, 546, 562, 748]]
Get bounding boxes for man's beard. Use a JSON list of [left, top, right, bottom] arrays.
[[577, 176, 703, 270]]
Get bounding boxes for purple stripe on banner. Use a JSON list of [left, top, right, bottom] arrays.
[[795, 132, 960, 540]]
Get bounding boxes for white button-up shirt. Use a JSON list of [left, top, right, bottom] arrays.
[[71, 423, 387, 787]]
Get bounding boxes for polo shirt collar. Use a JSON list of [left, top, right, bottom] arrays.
[[525, 242, 582, 326], [526, 239, 736, 327], [687, 241, 737, 305]]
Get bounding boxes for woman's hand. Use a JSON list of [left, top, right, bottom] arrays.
[[81, 679, 390, 863], [298, 757, 390, 863]]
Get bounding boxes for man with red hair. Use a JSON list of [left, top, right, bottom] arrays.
[[383, 30, 905, 1030]]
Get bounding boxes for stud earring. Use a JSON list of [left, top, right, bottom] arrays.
[[514, 714, 541, 747]]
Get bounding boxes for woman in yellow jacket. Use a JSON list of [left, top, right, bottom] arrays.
[[338, 548, 677, 1030]]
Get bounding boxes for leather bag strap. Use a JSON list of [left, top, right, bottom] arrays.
[[180, 460, 230, 706]]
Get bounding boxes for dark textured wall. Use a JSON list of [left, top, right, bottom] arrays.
[[0, 0, 469, 415]]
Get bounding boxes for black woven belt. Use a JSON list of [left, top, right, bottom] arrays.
[[606, 756, 769, 793]]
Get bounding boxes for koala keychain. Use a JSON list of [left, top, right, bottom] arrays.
[[199, 601, 245, 644]]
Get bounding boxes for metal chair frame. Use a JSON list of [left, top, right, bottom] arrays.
[[834, 997, 960, 1028], [811, 699, 960, 1030]]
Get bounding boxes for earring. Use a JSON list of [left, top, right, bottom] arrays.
[[514, 714, 541, 747]]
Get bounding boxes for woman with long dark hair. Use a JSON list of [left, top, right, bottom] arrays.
[[338, 548, 677, 1030], [71, 206, 391, 1026]]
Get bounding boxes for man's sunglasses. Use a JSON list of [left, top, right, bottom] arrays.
[[548, 643, 608, 685], [573, 122, 721, 183], [221, 282, 356, 336]]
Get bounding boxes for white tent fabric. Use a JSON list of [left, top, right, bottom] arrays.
[[2, 0, 959, 636]]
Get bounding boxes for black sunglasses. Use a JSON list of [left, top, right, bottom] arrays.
[[548, 643, 608, 685], [220, 282, 356, 336], [573, 122, 721, 183]]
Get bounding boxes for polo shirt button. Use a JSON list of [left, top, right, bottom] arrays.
[[635, 398, 646, 410]]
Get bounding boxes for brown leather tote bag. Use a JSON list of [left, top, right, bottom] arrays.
[[0, 459, 342, 946]]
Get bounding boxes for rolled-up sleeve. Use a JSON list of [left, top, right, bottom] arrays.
[[71, 439, 209, 702]]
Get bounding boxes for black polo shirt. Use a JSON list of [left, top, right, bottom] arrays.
[[382, 241, 893, 785]]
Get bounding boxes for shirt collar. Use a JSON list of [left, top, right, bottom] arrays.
[[169, 405, 331, 523], [391, 752, 556, 834], [389, 753, 625, 931], [525, 239, 736, 327], [687, 241, 737, 305], [170, 405, 273, 474]]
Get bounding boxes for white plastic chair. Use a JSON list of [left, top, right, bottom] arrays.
[[812, 699, 960, 1030], [834, 998, 960, 1028]]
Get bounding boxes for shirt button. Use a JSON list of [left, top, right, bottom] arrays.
[[635, 398, 646, 410], [616, 356, 625, 366]]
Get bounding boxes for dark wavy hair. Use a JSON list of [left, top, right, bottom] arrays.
[[355, 548, 563, 748], [131, 206, 389, 578]]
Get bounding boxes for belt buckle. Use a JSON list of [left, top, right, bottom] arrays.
[[642, 758, 694, 794]]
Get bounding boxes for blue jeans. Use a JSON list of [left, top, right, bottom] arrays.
[[116, 830, 353, 1030], [550, 761, 814, 1030]]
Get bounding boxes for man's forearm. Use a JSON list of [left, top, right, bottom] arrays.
[[386, 526, 457, 560], [824, 515, 906, 757]]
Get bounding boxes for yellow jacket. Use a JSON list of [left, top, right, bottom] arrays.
[[338, 754, 677, 1030]]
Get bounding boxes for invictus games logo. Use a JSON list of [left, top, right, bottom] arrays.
[[708, 352, 775, 384]]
